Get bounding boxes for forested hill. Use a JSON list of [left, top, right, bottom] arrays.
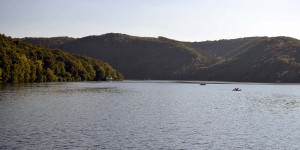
[[52, 33, 211, 79], [23, 33, 300, 82], [187, 37, 268, 58], [0, 34, 123, 83], [192, 37, 300, 82]]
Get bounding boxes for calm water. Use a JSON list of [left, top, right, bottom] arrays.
[[0, 81, 300, 149]]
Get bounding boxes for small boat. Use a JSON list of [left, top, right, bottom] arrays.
[[232, 88, 241, 91], [105, 77, 113, 81], [200, 83, 206, 85]]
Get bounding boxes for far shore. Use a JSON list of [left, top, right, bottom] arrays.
[[123, 80, 300, 85]]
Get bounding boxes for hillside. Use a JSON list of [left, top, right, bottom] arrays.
[[192, 37, 300, 82], [0, 34, 123, 83], [22, 33, 300, 82], [188, 37, 267, 57], [56, 33, 211, 79]]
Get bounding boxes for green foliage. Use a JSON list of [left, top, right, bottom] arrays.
[[46, 68, 57, 82], [0, 34, 123, 83], [20, 54, 31, 82], [0, 68, 2, 82]]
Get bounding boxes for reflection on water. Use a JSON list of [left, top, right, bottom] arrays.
[[56, 87, 116, 94], [0, 81, 300, 149]]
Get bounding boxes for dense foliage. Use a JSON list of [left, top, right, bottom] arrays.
[[0, 34, 123, 83], [23, 33, 300, 82]]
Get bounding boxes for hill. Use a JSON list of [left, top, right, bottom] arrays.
[[192, 37, 300, 82], [56, 33, 211, 79], [0, 34, 123, 83], [187, 37, 267, 58], [22, 33, 300, 82]]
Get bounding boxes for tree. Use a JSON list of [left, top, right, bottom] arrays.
[[94, 65, 105, 80], [11, 64, 20, 83], [29, 60, 37, 82], [46, 68, 58, 82], [0, 68, 2, 82], [19, 54, 31, 82], [35, 60, 43, 82]]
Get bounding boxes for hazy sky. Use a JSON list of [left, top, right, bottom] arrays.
[[1, 0, 299, 41]]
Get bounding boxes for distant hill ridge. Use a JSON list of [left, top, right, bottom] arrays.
[[23, 33, 300, 82]]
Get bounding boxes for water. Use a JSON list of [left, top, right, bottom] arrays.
[[0, 81, 300, 149]]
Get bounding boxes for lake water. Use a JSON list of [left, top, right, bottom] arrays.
[[0, 81, 300, 149]]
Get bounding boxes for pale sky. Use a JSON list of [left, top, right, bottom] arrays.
[[0, 0, 299, 41]]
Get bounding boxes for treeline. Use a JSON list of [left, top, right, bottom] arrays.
[[23, 36, 75, 49], [0, 34, 123, 83]]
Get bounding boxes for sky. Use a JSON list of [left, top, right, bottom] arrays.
[[0, 0, 300, 41]]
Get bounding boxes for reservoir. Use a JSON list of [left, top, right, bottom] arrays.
[[0, 81, 300, 149]]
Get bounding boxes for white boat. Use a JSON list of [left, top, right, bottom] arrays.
[[105, 77, 113, 81]]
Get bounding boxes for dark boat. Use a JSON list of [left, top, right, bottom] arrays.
[[200, 83, 206, 85], [232, 88, 241, 91]]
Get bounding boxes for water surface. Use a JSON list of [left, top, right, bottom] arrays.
[[0, 81, 300, 149]]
